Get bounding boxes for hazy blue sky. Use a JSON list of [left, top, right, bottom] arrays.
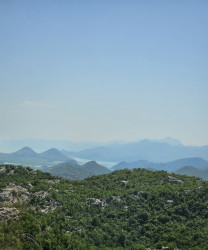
[[0, 0, 208, 145]]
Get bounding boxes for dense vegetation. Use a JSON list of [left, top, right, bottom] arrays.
[[0, 165, 208, 249]]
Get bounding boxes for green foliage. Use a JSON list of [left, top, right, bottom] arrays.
[[0, 165, 208, 249]]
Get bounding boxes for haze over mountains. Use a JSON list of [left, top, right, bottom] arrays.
[[0, 146, 111, 180], [0, 139, 123, 153], [1, 138, 208, 165], [1, 138, 208, 180], [112, 157, 208, 172], [0, 146, 75, 166], [66, 139, 208, 162]]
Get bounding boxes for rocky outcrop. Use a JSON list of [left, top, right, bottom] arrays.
[[0, 207, 20, 221], [167, 176, 184, 185], [0, 183, 30, 204], [34, 191, 49, 199], [87, 198, 107, 208], [43, 179, 60, 184]]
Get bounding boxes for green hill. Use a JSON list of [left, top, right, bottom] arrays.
[[0, 165, 208, 249], [42, 161, 111, 180], [176, 166, 208, 180]]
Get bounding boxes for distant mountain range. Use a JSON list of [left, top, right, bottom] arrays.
[[1, 140, 208, 180], [112, 157, 208, 172], [111, 157, 208, 180], [150, 137, 182, 146], [0, 146, 76, 166], [65, 139, 208, 162], [40, 161, 111, 180]]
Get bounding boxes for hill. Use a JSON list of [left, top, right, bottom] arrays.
[[112, 157, 208, 172], [0, 164, 208, 249], [65, 139, 208, 162], [176, 166, 208, 180], [41, 161, 110, 180], [82, 161, 111, 175], [11, 146, 38, 157], [0, 147, 75, 167], [39, 148, 73, 162]]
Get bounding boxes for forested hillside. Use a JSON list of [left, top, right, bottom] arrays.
[[0, 165, 208, 249]]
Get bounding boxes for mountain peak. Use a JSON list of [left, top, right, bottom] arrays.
[[12, 146, 37, 156], [21, 146, 34, 151], [39, 148, 70, 161], [85, 160, 97, 164], [44, 148, 60, 153], [82, 161, 101, 167]]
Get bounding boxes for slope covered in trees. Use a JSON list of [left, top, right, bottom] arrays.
[[0, 165, 208, 249]]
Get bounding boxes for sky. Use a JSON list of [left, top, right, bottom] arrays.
[[0, 0, 208, 146]]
